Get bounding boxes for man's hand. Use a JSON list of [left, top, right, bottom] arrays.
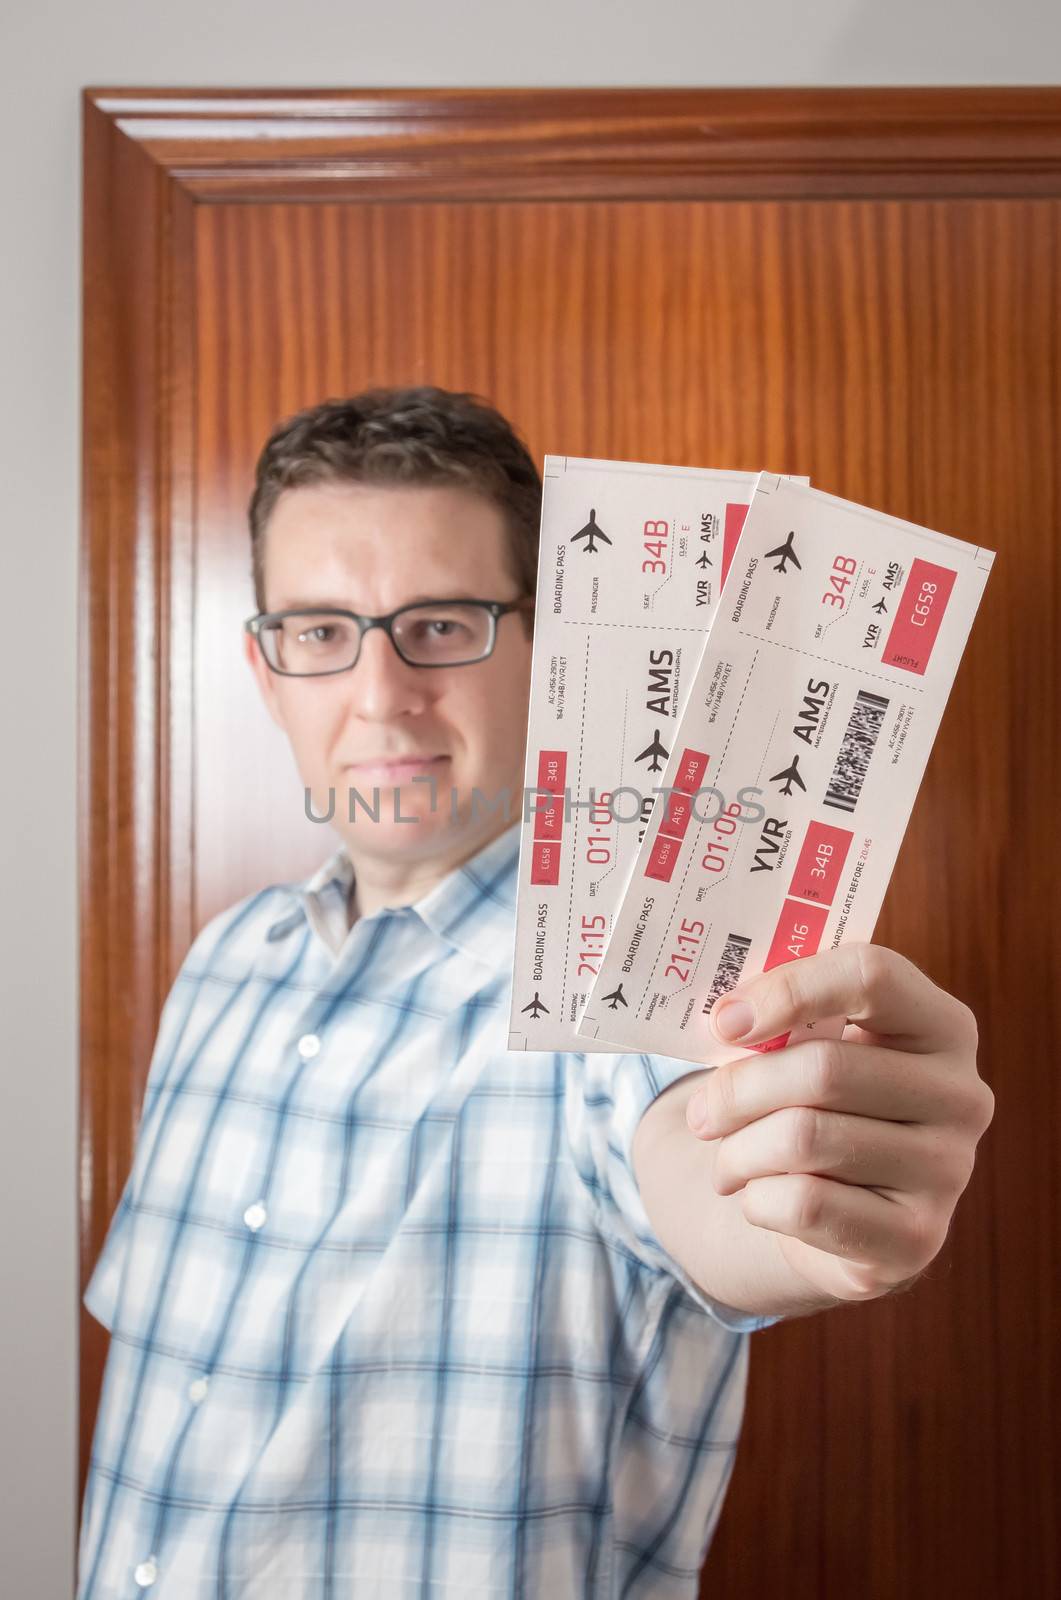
[[683, 941, 995, 1305]]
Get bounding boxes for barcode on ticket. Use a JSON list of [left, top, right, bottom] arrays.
[[702, 932, 753, 1013], [824, 688, 890, 814]]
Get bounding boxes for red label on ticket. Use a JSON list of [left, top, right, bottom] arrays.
[[645, 831, 683, 882], [764, 898, 829, 969], [673, 747, 710, 794], [533, 792, 564, 843], [722, 503, 748, 591], [787, 820, 853, 906], [530, 840, 561, 886], [880, 559, 957, 676], [537, 749, 567, 793], [749, 898, 831, 1052], [750, 1032, 792, 1053], [658, 790, 693, 840]]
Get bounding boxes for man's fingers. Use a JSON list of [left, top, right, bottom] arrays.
[[690, 1036, 991, 1140], [710, 1106, 974, 1198], [739, 1173, 934, 1279], [709, 942, 977, 1055]]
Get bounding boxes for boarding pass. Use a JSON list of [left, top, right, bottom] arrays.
[[576, 474, 995, 1064], [506, 456, 803, 1051]]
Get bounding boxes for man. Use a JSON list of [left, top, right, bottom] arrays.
[[79, 387, 994, 1598]]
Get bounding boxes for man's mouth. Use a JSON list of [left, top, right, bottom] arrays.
[[345, 755, 449, 783]]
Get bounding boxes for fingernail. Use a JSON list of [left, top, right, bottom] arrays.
[[687, 1089, 709, 1133], [713, 1000, 754, 1041]]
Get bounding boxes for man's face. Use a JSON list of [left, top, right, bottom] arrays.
[[244, 481, 534, 870]]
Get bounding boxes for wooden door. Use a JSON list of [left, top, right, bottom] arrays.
[[82, 88, 1061, 1595]]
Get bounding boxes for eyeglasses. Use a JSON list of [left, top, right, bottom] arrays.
[[244, 597, 534, 676]]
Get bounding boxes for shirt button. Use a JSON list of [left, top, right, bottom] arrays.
[[134, 1556, 159, 1587], [297, 1033, 321, 1059], [188, 1376, 209, 1405], [243, 1202, 267, 1231]]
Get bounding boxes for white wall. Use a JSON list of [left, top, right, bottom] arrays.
[[1, 2, 1058, 1592]]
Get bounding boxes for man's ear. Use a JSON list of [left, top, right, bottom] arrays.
[[243, 627, 287, 733]]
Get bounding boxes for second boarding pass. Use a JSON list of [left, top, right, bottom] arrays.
[[576, 474, 995, 1065]]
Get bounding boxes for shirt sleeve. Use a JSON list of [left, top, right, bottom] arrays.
[[82, 959, 199, 1332], [82, 1178, 135, 1333], [82, 893, 270, 1332], [563, 1047, 781, 1334]]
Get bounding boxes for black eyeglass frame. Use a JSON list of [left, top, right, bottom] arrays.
[[244, 596, 534, 676]]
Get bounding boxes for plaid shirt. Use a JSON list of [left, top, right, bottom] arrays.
[[79, 820, 764, 1599]]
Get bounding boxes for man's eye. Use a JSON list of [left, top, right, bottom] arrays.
[[410, 618, 466, 639]]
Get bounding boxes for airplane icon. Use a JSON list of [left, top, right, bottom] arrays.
[[695, 551, 712, 568], [571, 509, 612, 554], [765, 530, 802, 574], [602, 983, 628, 1010], [634, 729, 670, 773], [770, 753, 807, 796], [521, 992, 550, 1019], [872, 597, 888, 615]]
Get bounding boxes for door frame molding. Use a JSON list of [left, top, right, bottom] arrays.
[[87, 86, 1061, 201]]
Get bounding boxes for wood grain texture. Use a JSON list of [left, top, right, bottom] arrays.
[[81, 88, 1060, 1594]]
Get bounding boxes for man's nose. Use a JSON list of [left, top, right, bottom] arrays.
[[345, 623, 433, 719]]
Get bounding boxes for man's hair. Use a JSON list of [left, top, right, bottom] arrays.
[[248, 386, 542, 618]]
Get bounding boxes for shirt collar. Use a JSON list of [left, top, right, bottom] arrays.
[[265, 821, 522, 966]]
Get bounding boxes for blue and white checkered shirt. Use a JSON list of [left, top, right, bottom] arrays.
[[79, 820, 762, 1599]]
